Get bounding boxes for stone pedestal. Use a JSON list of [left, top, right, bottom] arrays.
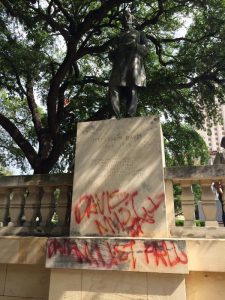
[[70, 116, 168, 237], [47, 116, 188, 300]]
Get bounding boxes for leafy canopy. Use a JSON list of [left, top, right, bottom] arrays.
[[163, 122, 210, 166], [0, 0, 223, 173]]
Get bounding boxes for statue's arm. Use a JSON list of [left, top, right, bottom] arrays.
[[136, 32, 148, 57], [108, 36, 119, 62]]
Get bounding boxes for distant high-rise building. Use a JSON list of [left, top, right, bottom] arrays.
[[198, 104, 225, 161]]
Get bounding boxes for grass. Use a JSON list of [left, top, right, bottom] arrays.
[[175, 219, 205, 227]]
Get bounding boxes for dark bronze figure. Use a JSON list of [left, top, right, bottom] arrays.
[[108, 11, 148, 118]]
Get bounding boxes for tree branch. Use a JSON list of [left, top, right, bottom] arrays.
[[46, 39, 77, 138], [78, 76, 108, 87], [1, 0, 69, 40], [51, 0, 73, 23], [175, 72, 225, 89], [26, 80, 44, 137], [31, 6, 69, 40], [86, 104, 112, 121], [137, 0, 165, 30], [40, 132, 72, 173], [0, 113, 37, 168], [76, 0, 132, 38], [147, 34, 174, 66], [77, 37, 115, 59], [57, 80, 69, 124], [161, 29, 221, 44], [0, 0, 17, 17]]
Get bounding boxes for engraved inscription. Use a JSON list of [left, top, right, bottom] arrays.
[[71, 117, 167, 237]]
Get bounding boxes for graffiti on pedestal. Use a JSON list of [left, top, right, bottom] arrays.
[[46, 238, 188, 274], [72, 189, 164, 237]]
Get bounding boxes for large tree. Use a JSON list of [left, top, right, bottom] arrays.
[[0, 0, 224, 173], [163, 122, 210, 166]]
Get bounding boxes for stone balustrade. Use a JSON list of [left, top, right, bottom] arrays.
[[0, 173, 73, 236], [0, 165, 225, 237], [165, 164, 225, 238]]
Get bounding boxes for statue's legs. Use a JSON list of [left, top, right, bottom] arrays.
[[109, 86, 138, 118], [126, 87, 137, 117], [109, 86, 120, 117]]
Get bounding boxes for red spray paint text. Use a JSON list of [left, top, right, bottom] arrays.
[[47, 238, 188, 272], [73, 190, 164, 236]]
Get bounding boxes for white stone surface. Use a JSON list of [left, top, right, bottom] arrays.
[[48, 269, 81, 300], [82, 270, 148, 300], [48, 269, 187, 300], [147, 273, 186, 300], [186, 271, 225, 300], [0, 264, 7, 295], [70, 116, 168, 238], [4, 264, 50, 299]]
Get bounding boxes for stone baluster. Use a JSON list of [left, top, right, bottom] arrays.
[[9, 188, 26, 226], [180, 182, 195, 226], [201, 181, 218, 227], [40, 186, 55, 226], [0, 188, 10, 226], [165, 180, 175, 226], [23, 186, 41, 226], [55, 186, 71, 226]]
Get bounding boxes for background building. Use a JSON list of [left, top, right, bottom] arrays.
[[198, 104, 225, 161]]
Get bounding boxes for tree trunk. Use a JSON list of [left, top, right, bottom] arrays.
[[33, 157, 55, 174]]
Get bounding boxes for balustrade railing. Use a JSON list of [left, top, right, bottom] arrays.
[[0, 174, 73, 236], [0, 165, 224, 237], [165, 164, 225, 238]]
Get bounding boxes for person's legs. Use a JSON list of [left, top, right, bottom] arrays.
[[218, 194, 225, 226]]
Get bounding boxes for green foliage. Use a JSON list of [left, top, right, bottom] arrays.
[[0, 165, 12, 176], [196, 220, 205, 227], [192, 183, 202, 203], [173, 184, 182, 216], [164, 123, 207, 217], [175, 219, 205, 227], [0, 0, 224, 173], [163, 122, 210, 167], [175, 219, 184, 227], [0, 91, 34, 173]]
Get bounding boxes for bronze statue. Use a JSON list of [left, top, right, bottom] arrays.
[[108, 11, 148, 118]]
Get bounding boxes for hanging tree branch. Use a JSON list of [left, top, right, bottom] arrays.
[[0, 113, 37, 169]]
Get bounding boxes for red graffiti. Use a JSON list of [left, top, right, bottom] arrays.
[[73, 190, 164, 237], [47, 238, 136, 269], [47, 238, 188, 271], [144, 240, 188, 267]]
